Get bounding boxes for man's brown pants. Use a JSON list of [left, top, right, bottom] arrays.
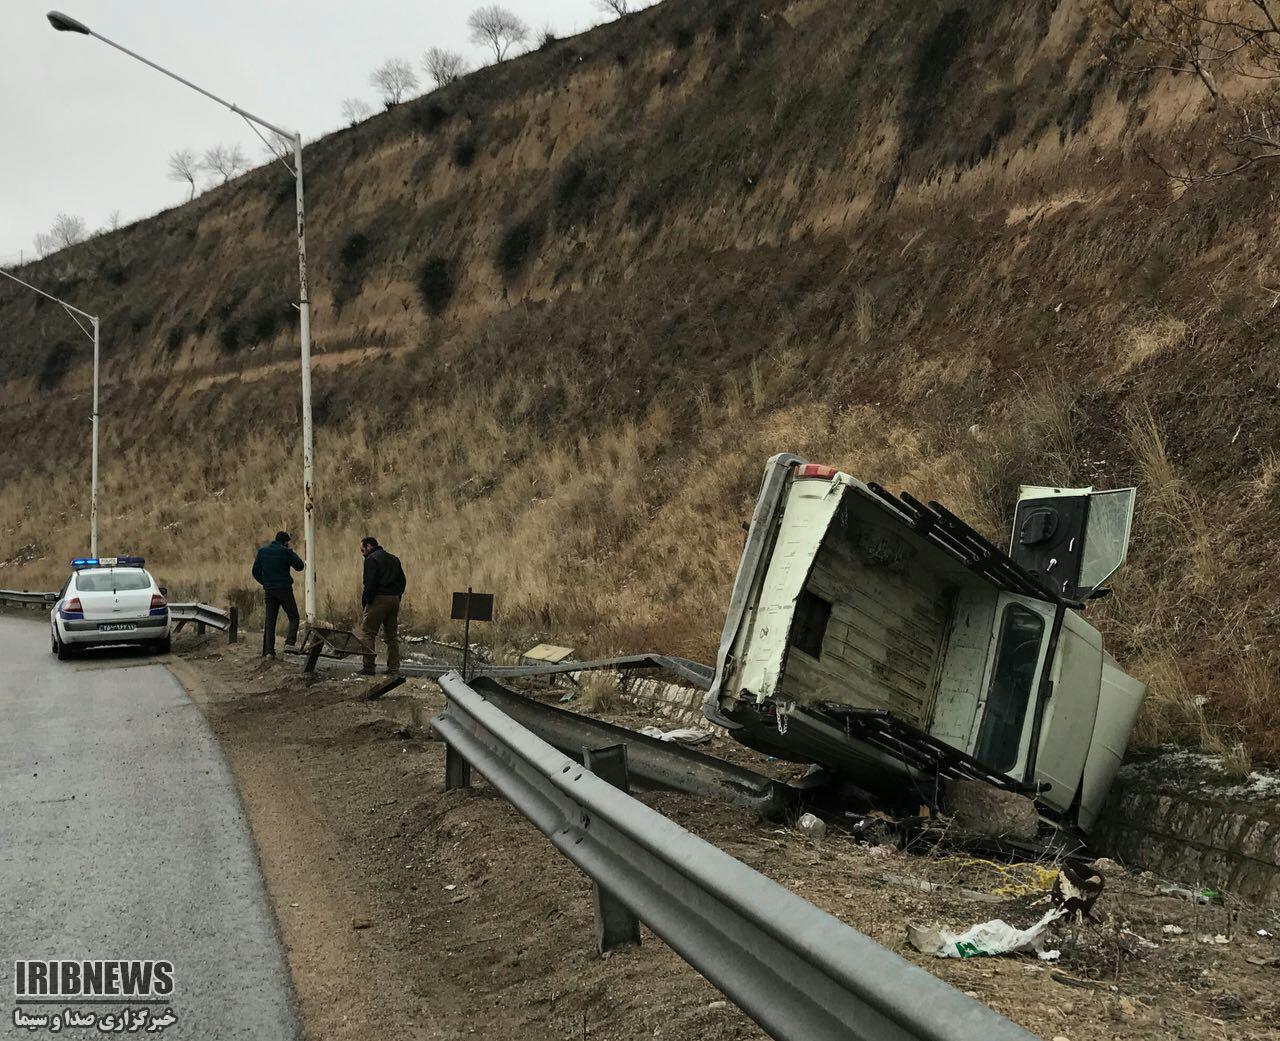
[[360, 594, 401, 673]]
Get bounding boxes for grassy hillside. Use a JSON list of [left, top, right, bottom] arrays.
[[3, 0, 1279, 759]]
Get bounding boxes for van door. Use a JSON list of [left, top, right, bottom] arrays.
[[1009, 486, 1136, 601], [969, 595, 1052, 778]]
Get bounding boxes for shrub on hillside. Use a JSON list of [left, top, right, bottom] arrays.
[[410, 101, 452, 136], [97, 256, 129, 287], [553, 143, 618, 228], [494, 216, 543, 282], [218, 319, 242, 353], [672, 25, 696, 49], [417, 256, 455, 315], [37, 344, 73, 390], [165, 325, 184, 353], [335, 230, 376, 312], [339, 231, 372, 268], [453, 136, 478, 168]]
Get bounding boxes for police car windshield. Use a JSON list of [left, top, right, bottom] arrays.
[[76, 570, 150, 592]]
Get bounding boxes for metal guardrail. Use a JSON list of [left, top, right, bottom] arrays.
[[169, 603, 238, 643], [168, 602, 233, 631], [284, 645, 714, 689], [0, 589, 57, 606], [1, 591, 236, 643], [468, 676, 798, 820], [432, 672, 1036, 1041]]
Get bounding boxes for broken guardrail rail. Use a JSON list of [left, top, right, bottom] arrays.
[[468, 676, 798, 820], [431, 671, 1036, 1041], [168, 602, 236, 641]]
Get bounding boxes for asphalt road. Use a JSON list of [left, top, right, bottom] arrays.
[[0, 613, 300, 1038]]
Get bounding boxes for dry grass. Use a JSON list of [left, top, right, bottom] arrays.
[[576, 671, 622, 713], [1117, 315, 1187, 373], [854, 286, 875, 344]]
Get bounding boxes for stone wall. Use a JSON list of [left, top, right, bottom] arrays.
[[1093, 751, 1280, 907]]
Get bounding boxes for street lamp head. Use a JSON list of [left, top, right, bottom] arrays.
[[47, 10, 91, 34]]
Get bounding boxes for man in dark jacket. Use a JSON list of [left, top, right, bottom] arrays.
[[358, 536, 406, 675], [252, 531, 305, 657]]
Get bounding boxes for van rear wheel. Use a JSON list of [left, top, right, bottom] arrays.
[[55, 635, 76, 661]]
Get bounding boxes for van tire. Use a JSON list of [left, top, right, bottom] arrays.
[[152, 637, 172, 655], [55, 635, 76, 661]]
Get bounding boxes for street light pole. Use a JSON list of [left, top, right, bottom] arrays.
[[293, 132, 317, 623], [91, 315, 100, 557], [46, 10, 318, 621], [0, 266, 100, 554]]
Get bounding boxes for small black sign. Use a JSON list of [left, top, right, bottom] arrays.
[[451, 591, 494, 622]]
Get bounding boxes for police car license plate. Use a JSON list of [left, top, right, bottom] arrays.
[[98, 623, 136, 632]]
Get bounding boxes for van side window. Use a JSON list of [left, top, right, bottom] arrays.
[[790, 589, 832, 659], [975, 605, 1045, 772]]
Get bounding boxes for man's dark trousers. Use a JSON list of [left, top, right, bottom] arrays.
[[262, 586, 299, 656]]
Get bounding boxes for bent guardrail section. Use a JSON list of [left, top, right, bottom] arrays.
[[431, 672, 1035, 1041]]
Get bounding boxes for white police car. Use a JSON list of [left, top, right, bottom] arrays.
[[50, 557, 171, 660]]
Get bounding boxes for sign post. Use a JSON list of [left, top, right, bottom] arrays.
[[450, 588, 494, 682]]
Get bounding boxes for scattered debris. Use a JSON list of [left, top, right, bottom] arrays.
[[1198, 934, 1231, 945], [881, 873, 1002, 904], [365, 674, 407, 701], [352, 916, 374, 930], [638, 725, 712, 746], [1050, 864, 1104, 923], [1163, 924, 1186, 935], [907, 907, 1065, 960], [1157, 882, 1222, 905], [796, 812, 827, 841]]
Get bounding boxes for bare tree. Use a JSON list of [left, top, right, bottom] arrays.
[[259, 131, 292, 164], [167, 148, 203, 200], [49, 213, 87, 250], [595, 0, 641, 16], [32, 213, 87, 257], [202, 144, 248, 184], [107, 210, 122, 232], [467, 4, 530, 62], [1094, 0, 1280, 182], [370, 58, 419, 106], [341, 97, 374, 126], [422, 46, 468, 88]]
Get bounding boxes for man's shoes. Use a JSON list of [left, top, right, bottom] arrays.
[[360, 666, 376, 676]]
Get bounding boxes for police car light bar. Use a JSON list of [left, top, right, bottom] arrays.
[[72, 556, 145, 569]]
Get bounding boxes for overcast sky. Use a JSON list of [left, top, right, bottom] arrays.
[[0, 0, 605, 263]]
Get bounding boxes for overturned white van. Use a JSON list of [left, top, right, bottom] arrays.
[[703, 454, 1147, 834]]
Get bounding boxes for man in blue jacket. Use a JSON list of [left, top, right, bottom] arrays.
[[252, 530, 305, 657]]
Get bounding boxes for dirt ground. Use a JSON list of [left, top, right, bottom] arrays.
[[165, 632, 1280, 1041]]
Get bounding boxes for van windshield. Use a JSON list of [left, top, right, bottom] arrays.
[[974, 604, 1044, 772], [76, 570, 151, 592]]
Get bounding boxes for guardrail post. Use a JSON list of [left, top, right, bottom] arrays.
[[445, 743, 472, 791], [228, 606, 239, 644], [584, 744, 641, 954]]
